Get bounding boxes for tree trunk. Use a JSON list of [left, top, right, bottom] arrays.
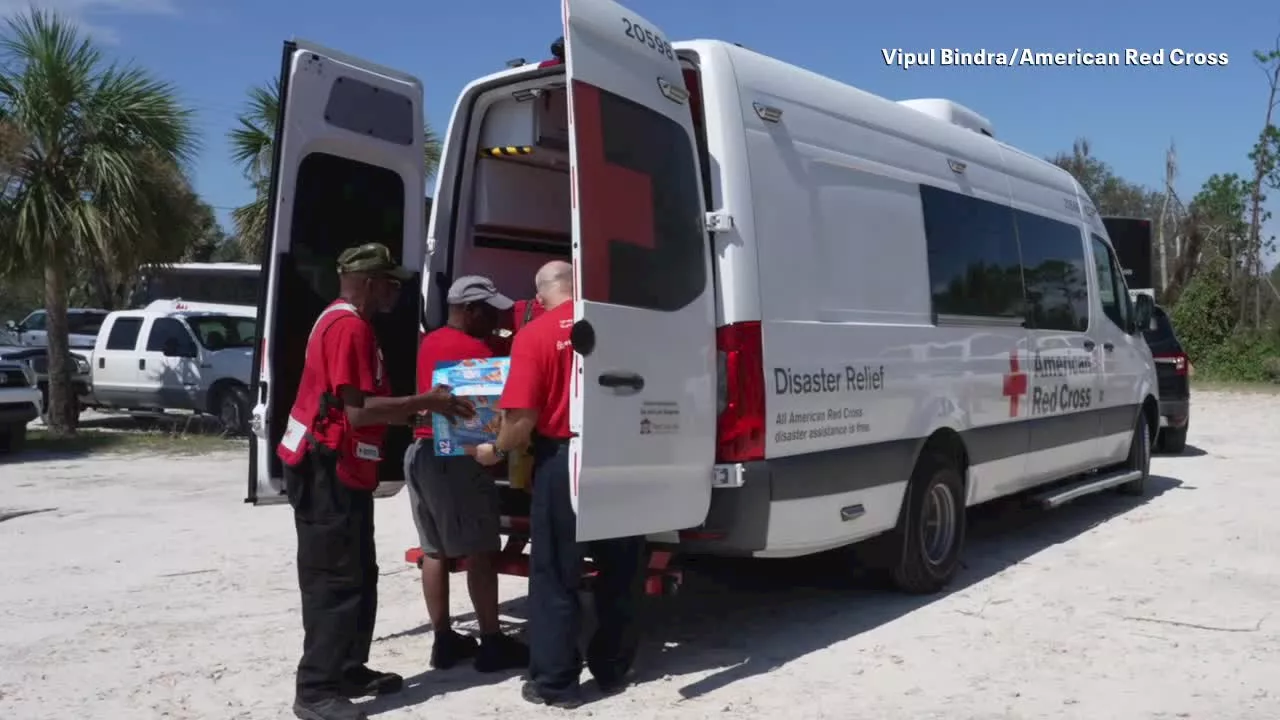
[[43, 245, 78, 435], [1246, 64, 1280, 328]]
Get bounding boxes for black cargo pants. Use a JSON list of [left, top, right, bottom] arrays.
[[526, 438, 646, 700], [285, 449, 378, 702]]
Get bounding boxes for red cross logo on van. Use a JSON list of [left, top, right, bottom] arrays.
[[1002, 350, 1028, 417]]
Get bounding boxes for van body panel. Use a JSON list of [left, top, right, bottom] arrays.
[[248, 40, 425, 505], [562, 0, 716, 542]]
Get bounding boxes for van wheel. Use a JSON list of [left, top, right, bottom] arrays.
[[1117, 413, 1151, 496], [889, 451, 966, 594], [215, 384, 250, 436]]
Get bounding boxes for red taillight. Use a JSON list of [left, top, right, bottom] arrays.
[[1156, 351, 1188, 376], [715, 322, 765, 463]]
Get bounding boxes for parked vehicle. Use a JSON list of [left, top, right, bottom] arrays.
[[0, 345, 93, 420], [92, 300, 256, 433], [3, 308, 109, 349], [0, 359, 40, 453], [128, 262, 261, 309], [249, 15, 1158, 597], [1143, 305, 1190, 453]]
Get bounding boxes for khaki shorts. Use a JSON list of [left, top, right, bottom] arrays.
[[403, 439, 501, 559]]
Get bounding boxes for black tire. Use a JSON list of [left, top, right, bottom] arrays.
[[215, 384, 250, 436], [1157, 425, 1188, 454], [0, 424, 27, 454], [889, 451, 967, 594], [1117, 412, 1152, 496]]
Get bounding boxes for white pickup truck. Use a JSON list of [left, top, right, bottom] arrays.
[[90, 300, 257, 433]]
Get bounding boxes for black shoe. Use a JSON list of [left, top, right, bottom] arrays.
[[430, 629, 479, 669], [521, 681, 584, 709], [293, 696, 369, 720], [340, 665, 404, 698], [474, 633, 530, 673]]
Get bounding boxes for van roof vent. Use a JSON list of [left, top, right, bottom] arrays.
[[897, 98, 994, 138]]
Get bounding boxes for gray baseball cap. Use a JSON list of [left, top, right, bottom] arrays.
[[447, 275, 514, 310]]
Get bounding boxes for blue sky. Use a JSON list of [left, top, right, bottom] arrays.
[[12, 0, 1279, 254]]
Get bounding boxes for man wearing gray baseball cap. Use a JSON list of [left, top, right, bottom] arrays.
[[404, 275, 529, 673]]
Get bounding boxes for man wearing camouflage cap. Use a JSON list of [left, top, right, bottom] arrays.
[[277, 243, 476, 720]]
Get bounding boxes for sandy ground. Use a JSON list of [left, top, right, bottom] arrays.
[[2, 390, 1279, 720]]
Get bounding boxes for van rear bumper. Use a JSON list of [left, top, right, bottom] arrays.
[[680, 439, 918, 557]]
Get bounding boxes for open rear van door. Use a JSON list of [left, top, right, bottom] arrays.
[[563, 0, 716, 540], [247, 41, 425, 505]]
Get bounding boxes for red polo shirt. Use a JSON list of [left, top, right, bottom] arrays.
[[414, 326, 493, 439], [498, 301, 573, 440]]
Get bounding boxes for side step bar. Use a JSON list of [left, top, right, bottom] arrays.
[[1030, 469, 1142, 509]]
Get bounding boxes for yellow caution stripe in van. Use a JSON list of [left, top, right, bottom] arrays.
[[480, 146, 533, 157]]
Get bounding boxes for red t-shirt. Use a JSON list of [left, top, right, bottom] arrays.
[[415, 326, 493, 439], [278, 301, 388, 490], [498, 301, 574, 440]]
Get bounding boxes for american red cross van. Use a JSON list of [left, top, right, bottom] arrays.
[[247, 0, 1159, 593]]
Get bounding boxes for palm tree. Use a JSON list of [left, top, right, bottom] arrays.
[[229, 78, 442, 256], [0, 10, 197, 434]]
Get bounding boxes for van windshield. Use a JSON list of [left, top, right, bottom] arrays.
[[186, 315, 257, 349]]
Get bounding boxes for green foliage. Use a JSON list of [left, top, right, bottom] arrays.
[[0, 9, 199, 432], [1171, 257, 1280, 382]]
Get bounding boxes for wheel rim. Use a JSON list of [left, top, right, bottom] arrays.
[[921, 481, 957, 565], [220, 396, 241, 430]]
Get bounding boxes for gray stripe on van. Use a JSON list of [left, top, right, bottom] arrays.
[[686, 404, 1141, 555]]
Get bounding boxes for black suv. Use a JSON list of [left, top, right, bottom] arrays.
[[1143, 305, 1190, 453]]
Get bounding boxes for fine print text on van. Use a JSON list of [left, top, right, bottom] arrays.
[[882, 48, 1230, 70], [771, 365, 884, 444]]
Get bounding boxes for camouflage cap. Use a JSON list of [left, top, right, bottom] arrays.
[[336, 243, 411, 280]]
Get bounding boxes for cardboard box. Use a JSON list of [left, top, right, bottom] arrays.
[[430, 357, 509, 456]]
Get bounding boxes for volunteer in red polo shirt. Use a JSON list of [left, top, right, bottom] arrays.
[[404, 275, 528, 673], [277, 243, 475, 720], [470, 260, 646, 709]]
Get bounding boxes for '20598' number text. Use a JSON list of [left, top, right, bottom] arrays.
[[622, 18, 674, 60]]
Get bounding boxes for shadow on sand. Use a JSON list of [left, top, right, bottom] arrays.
[[361, 474, 1184, 711]]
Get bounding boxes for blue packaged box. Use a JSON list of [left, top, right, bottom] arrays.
[[430, 357, 509, 456]]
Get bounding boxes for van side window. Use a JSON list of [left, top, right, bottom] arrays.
[[145, 318, 196, 354], [105, 317, 144, 350], [1090, 235, 1130, 329], [1013, 210, 1090, 332], [574, 83, 706, 312], [919, 185, 1024, 319]]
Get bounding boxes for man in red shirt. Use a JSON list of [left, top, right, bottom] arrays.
[[471, 261, 645, 709], [404, 276, 528, 672], [277, 244, 475, 720]]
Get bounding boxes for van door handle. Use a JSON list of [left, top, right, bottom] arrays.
[[1103, 342, 1115, 352], [1082, 340, 1096, 350], [598, 371, 644, 394], [97, 357, 104, 369], [138, 359, 145, 370]]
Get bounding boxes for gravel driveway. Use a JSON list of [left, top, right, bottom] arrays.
[[2, 390, 1277, 720]]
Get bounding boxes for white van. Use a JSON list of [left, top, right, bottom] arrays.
[[248, 0, 1158, 593], [92, 300, 257, 433]]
